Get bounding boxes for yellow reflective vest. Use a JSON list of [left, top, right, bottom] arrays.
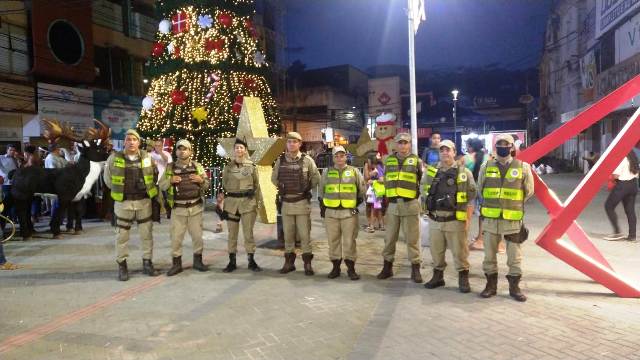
[[481, 159, 524, 221], [323, 166, 358, 209], [385, 154, 420, 199], [109, 151, 158, 202]]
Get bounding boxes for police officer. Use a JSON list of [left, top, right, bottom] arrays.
[[319, 146, 366, 280], [421, 140, 477, 293], [103, 129, 160, 281], [478, 134, 534, 302], [271, 132, 320, 275], [159, 139, 210, 276], [220, 138, 262, 272], [377, 132, 424, 283]]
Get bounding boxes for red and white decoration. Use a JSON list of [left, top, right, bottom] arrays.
[[205, 73, 221, 101], [172, 12, 189, 33], [232, 95, 244, 114]]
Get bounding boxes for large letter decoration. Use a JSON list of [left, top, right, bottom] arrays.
[[518, 75, 640, 297]]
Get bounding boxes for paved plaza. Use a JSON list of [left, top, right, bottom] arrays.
[[1, 173, 639, 360]]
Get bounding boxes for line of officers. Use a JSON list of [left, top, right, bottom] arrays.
[[102, 129, 533, 302]]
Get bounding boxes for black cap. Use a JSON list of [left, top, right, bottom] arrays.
[[235, 137, 248, 148]]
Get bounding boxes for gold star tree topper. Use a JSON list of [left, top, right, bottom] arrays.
[[218, 97, 285, 223]]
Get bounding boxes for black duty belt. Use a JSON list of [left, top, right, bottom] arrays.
[[427, 213, 457, 222], [281, 192, 311, 203], [388, 197, 417, 204], [173, 198, 202, 208], [226, 190, 255, 198], [124, 193, 148, 201]]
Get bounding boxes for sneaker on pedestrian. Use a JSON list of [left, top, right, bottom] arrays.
[[603, 233, 626, 241]]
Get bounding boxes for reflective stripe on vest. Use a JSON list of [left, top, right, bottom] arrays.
[[385, 154, 419, 199], [422, 165, 469, 221], [323, 167, 357, 208], [109, 151, 158, 202], [480, 160, 524, 220], [165, 162, 205, 208]]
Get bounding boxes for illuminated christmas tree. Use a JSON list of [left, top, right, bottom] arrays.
[[137, 0, 280, 167]]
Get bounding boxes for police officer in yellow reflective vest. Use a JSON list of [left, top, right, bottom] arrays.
[[478, 134, 534, 302], [103, 129, 160, 281], [159, 139, 210, 276], [421, 140, 477, 293], [377, 132, 424, 283], [319, 146, 366, 280]]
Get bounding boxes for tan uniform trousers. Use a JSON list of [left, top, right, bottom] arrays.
[[226, 210, 257, 254], [114, 198, 153, 263], [324, 213, 358, 261], [170, 203, 204, 257], [283, 213, 312, 253], [383, 212, 422, 265], [482, 231, 523, 276], [429, 226, 469, 272]]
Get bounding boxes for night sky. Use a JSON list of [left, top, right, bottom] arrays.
[[284, 0, 553, 71]]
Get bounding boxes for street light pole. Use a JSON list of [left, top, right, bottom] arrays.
[[452, 89, 459, 149]]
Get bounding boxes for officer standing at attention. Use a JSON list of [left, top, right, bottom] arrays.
[[318, 146, 366, 280], [377, 132, 424, 283], [272, 132, 321, 275], [159, 139, 211, 276], [220, 138, 262, 272], [103, 129, 160, 281], [478, 134, 534, 302], [421, 140, 477, 293]]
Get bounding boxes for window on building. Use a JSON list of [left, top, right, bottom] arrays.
[[0, 21, 29, 75], [599, 31, 615, 72]]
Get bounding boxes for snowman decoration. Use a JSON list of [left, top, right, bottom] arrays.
[[356, 112, 397, 158]]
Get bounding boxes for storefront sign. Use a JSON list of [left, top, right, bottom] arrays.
[[596, 0, 640, 38]]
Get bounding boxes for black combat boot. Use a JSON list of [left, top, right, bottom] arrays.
[[117, 260, 129, 281], [166, 256, 183, 276], [424, 269, 445, 289], [506, 275, 527, 302], [327, 259, 341, 279], [344, 259, 360, 280], [247, 253, 262, 272], [411, 263, 423, 283], [279, 252, 296, 274], [222, 253, 237, 273], [302, 253, 314, 276], [142, 259, 160, 276], [376, 260, 394, 279], [458, 270, 471, 293], [480, 273, 498, 298], [193, 253, 209, 272]]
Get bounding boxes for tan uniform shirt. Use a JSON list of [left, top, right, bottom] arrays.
[[319, 165, 366, 220], [221, 157, 260, 215], [421, 162, 477, 232], [478, 157, 534, 235], [271, 151, 320, 215]]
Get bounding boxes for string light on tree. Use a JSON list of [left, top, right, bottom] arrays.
[[136, 1, 280, 168]]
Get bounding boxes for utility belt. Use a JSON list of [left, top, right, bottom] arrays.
[[124, 193, 148, 201], [225, 190, 255, 198], [388, 197, 417, 204], [173, 198, 202, 208], [427, 213, 457, 222], [281, 191, 311, 203]]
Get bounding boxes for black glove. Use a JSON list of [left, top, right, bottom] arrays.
[[319, 198, 326, 218]]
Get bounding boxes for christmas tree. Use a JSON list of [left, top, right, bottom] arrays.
[[136, 0, 280, 167]]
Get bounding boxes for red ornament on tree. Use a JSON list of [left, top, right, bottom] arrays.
[[218, 12, 233, 27], [152, 42, 165, 57], [156, 106, 165, 114], [244, 19, 258, 39], [173, 46, 181, 58], [232, 95, 244, 114], [171, 90, 186, 105], [172, 12, 189, 33], [243, 78, 257, 91], [205, 38, 225, 53]]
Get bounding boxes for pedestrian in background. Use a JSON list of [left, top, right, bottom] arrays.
[[603, 151, 639, 242]]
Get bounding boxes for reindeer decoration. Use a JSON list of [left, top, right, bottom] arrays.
[[10, 119, 112, 239]]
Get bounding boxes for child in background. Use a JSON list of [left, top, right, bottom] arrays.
[[366, 170, 385, 232], [365, 171, 377, 233]]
